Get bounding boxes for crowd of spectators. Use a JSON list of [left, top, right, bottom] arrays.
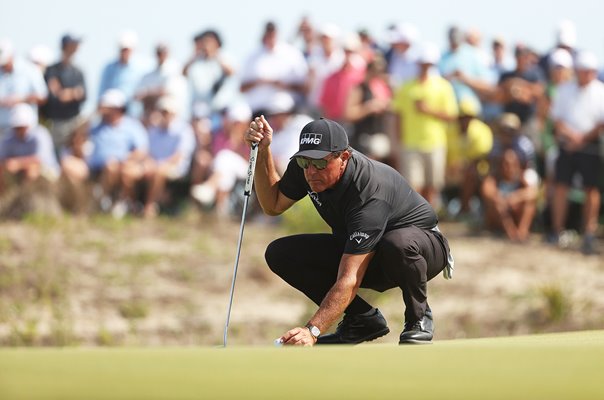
[[0, 18, 603, 254]]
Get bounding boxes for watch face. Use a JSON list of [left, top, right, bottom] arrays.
[[310, 326, 320, 337]]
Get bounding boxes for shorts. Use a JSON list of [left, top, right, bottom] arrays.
[[555, 148, 601, 188], [400, 147, 446, 190], [49, 115, 86, 149]]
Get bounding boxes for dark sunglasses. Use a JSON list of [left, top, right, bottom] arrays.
[[295, 157, 329, 170], [295, 152, 341, 170]]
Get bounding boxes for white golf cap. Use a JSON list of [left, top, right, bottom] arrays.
[[575, 51, 599, 71], [266, 92, 295, 115], [417, 42, 440, 65], [549, 48, 573, 69], [318, 23, 340, 39], [0, 38, 14, 66], [556, 20, 577, 48], [388, 22, 418, 44], [28, 44, 53, 66], [10, 103, 36, 127], [100, 89, 127, 108], [226, 102, 252, 123], [118, 30, 138, 49], [157, 96, 179, 114], [342, 32, 361, 52]]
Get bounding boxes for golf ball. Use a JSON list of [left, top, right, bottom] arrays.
[[274, 338, 283, 346]]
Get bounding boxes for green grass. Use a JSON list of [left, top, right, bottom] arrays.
[[0, 330, 602, 400]]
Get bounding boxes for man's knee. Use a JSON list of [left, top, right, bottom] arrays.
[[264, 238, 288, 275]]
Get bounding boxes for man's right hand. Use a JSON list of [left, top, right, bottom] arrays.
[[246, 115, 273, 150]]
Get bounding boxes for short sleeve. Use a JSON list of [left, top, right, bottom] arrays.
[[278, 159, 308, 201], [442, 80, 459, 118], [498, 71, 512, 85], [29, 65, 48, 98], [44, 65, 59, 81], [343, 199, 390, 254]]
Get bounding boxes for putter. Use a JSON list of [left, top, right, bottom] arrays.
[[223, 142, 258, 347]]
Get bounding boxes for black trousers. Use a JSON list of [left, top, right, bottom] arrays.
[[264, 226, 450, 322]]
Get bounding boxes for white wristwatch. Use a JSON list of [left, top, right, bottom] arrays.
[[306, 324, 321, 339]]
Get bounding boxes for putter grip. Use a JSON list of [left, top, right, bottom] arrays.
[[244, 142, 259, 196]]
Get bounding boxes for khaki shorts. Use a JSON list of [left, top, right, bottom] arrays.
[[400, 147, 446, 190], [49, 115, 87, 149]]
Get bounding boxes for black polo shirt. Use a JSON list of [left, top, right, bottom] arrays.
[[43, 62, 86, 120], [498, 67, 545, 124], [278, 151, 437, 254]]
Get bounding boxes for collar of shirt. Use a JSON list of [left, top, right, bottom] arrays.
[[321, 151, 355, 202]]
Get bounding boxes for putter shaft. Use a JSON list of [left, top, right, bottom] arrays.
[[223, 143, 258, 347]]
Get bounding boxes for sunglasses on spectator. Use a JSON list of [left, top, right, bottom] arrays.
[[295, 152, 341, 170]]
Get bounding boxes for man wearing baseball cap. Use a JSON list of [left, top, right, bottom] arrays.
[[63, 89, 148, 218], [245, 116, 454, 346], [98, 30, 144, 108], [0, 38, 48, 136], [43, 33, 87, 152], [549, 50, 604, 255], [0, 103, 59, 195]]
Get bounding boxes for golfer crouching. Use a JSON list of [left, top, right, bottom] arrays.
[[245, 116, 454, 346]]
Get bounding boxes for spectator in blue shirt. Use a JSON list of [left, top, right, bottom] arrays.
[[0, 38, 48, 135], [439, 26, 491, 115], [142, 96, 195, 218], [98, 31, 146, 115], [62, 89, 148, 217], [0, 103, 58, 195]]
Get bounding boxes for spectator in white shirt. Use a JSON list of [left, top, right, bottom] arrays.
[[240, 21, 308, 115], [549, 51, 604, 254]]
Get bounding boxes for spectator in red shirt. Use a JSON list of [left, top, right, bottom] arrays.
[[318, 33, 366, 123]]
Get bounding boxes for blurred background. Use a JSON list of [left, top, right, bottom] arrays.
[[0, 0, 603, 347], [2, 0, 604, 113]]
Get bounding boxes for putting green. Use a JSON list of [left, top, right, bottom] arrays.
[[1, 330, 602, 400]]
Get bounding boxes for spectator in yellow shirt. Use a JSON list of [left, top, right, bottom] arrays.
[[392, 43, 458, 208], [446, 99, 493, 215]]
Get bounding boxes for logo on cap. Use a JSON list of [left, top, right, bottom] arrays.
[[300, 133, 322, 146]]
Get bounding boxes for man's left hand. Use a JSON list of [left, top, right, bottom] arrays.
[[280, 327, 316, 347]]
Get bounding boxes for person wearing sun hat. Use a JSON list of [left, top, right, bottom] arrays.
[[244, 116, 454, 346]]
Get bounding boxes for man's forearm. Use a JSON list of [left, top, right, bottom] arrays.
[[308, 278, 360, 334], [254, 147, 284, 216], [6, 156, 40, 172], [307, 252, 373, 333], [584, 123, 604, 142], [554, 120, 576, 141]]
